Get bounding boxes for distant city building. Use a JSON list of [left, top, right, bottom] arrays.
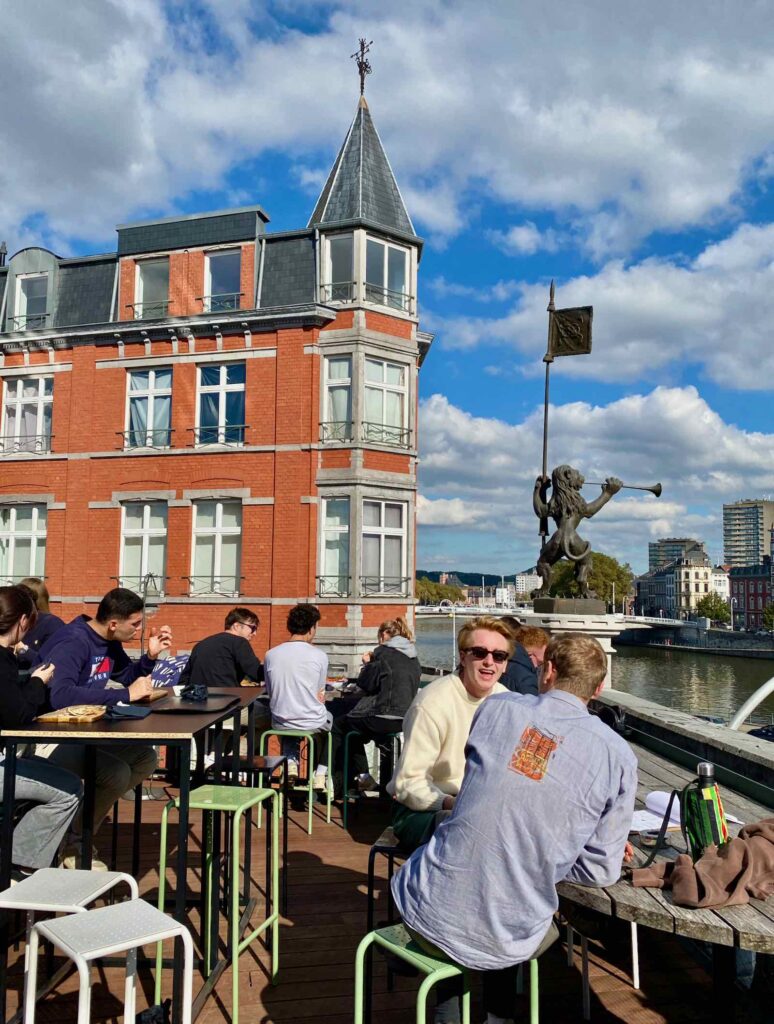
[[514, 568, 540, 594], [648, 537, 706, 571], [635, 551, 713, 619], [723, 500, 774, 567], [729, 556, 772, 631], [711, 567, 729, 603]]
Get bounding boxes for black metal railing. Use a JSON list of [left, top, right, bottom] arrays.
[[320, 281, 356, 303], [128, 301, 170, 320], [9, 312, 51, 331], [360, 575, 411, 596], [112, 575, 167, 595], [361, 422, 411, 447], [319, 420, 353, 442], [316, 575, 351, 597], [198, 292, 244, 313], [118, 428, 174, 450], [0, 434, 52, 455], [187, 424, 247, 446], [184, 575, 243, 596], [364, 283, 413, 312]]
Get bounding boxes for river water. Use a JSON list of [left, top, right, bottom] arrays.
[[414, 617, 774, 723]]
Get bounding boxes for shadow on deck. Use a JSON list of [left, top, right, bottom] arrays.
[[2, 790, 736, 1023]]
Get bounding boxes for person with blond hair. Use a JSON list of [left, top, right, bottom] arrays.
[[499, 616, 549, 696], [387, 615, 513, 851], [330, 616, 420, 801], [392, 632, 636, 1024]]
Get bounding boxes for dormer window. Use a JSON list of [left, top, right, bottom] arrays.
[[366, 237, 408, 312], [134, 258, 169, 319], [204, 249, 242, 312], [13, 274, 49, 331]]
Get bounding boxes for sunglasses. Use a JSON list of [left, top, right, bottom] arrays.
[[239, 622, 257, 634], [462, 646, 510, 664]]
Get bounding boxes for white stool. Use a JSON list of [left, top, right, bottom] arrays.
[[23, 899, 193, 1024], [0, 868, 138, 1013]]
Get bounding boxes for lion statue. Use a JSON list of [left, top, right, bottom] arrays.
[[532, 464, 622, 598]]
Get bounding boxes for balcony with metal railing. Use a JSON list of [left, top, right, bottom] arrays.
[[183, 575, 243, 597], [359, 575, 411, 596], [128, 301, 170, 320], [364, 283, 413, 313], [118, 428, 175, 451], [316, 575, 351, 597], [0, 434, 53, 456], [320, 281, 356, 304], [8, 312, 51, 331], [187, 424, 247, 447], [361, 422, 411, 447], [319, 420, 354, 442], [197, 292, 244, 313], [112, 575, 167, 596]]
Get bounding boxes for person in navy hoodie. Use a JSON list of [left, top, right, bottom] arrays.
[[39, 587, 172, 868], [15, 577, 65, 671]]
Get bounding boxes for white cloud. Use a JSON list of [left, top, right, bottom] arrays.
[[5, 1, 774, 254], [417, 386, 774, 571], [488, 222, 559, 256], [434, 220, 774, 390]]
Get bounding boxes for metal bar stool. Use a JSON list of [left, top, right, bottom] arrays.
[[258, 729, 332, 834], [343, 728, 402, 829]]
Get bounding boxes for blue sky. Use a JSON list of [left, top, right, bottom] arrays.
[[4, 0, 774, 575]]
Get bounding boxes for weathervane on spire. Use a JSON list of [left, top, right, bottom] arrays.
[[351, 38, 373, 95]]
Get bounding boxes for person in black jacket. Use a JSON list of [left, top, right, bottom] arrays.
[[179, 607, 264, 689], [331, 617, 421, 800], [499, 617, 549, 696], [0, 585, 82, 878]]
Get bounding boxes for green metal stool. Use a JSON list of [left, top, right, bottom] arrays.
[[258, 728, 332, 834], [342, 728, 402, 830], [155, 785, 279, 1024], [355, 923, 471, 1024]]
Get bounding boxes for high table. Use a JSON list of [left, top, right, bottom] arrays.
[[557, 739, 774, 1022], [0, 687, 261, 1023]]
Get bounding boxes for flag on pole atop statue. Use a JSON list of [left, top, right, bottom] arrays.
[[547, 305, 593, 358]]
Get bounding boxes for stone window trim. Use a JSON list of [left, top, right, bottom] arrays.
[[88, 489, 273, 510], [95, 348, 277, 372], [0, 493, 64, 510]]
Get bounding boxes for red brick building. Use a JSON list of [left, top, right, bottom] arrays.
[[0, 97, 431, 674], [729, 557, 772, 631]]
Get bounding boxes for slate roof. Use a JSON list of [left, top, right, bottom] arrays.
[[56, 256, 116, 328], [260, 234, 316, 307], [117, 207, 267, 257], [308, 97, 416, 238]]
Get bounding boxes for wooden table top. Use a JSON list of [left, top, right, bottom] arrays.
[[0, 688, 261, 743], [557, 740, 774, 951]]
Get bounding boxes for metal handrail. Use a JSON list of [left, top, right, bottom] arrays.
[[128, 301, 170, 320], [187, 424, 247, 446], [316, 575, 351, 597], [319, 421, 354, 442], [0, 434, 53, 455], [8, 313, 50, 331], [320, 281, 356, 303], [117, 428, 174, 450], [359, 575, 411, 596], [729, 676, 774, 730], [361, 422, 411, 447], [112, 575, 167, 594], [183, 575, 244, 596], [197, 292, 244, 313], [364, 283, 413, 312]]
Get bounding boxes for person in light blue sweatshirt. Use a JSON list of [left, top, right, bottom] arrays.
[[38, 588, 172, 868], [391, 632, 637, 1024]]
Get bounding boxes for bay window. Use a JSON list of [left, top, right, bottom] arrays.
[[322, 235, 354, 302], [361, 499, 407, 595], [319, 497, 350, 596], [322, 357, 352, 441], [365, 237, 408, 311], [363, 359, 408, 445]]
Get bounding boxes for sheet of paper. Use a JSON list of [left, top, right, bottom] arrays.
[[630, 809, 664, 832]]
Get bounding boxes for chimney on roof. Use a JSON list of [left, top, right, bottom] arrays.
[[0, 242, 6, 268]]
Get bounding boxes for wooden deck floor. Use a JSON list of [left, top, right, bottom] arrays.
[[3, 788, 763, 1023]]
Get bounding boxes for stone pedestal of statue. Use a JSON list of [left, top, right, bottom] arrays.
[[523, 607, 628, 689], [533, 598, 606, 615]]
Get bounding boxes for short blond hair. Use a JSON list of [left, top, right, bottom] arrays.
[[513, 626, 550, 651], [544, 633, 607, 699], [457, 616, 515, 657]]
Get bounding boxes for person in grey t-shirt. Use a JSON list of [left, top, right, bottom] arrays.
[[391, 633, 637, 1024]]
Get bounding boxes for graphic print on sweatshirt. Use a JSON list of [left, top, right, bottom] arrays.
[[89, 655, 114, 687], [508, 725, 561, 781]]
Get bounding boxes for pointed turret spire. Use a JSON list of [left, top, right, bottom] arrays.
[[307, 99, 416, 238]]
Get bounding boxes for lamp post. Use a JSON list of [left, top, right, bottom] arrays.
[[730, 596, 737, 631]]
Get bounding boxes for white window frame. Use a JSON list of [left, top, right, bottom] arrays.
[[0, 504, 47, 582], [190, 500, 242, 596], [319, 496, 350, 596], [125, 368, 173, 448], [13, 273, 49, 331], [119, 501, 168, 594], [204, 248, 242, 313], [322, 233, 355, 303], [364, 235, 410, 312], [363, 357, 409, 446], [134, 257, 170, 319], [361, 498, 407, 595], [322, 355, 353, 441], [2, 376, 53, 454], [195, 363, 246, 445]]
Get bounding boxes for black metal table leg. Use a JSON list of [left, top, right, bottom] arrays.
[[172, 739, 190, 1023], [0, 741, 18, 1020], [132, 782, 142, 879], [81, 746, 96, 870]]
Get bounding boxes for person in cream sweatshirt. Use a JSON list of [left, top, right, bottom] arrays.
[[387, 616, 514, 851]]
